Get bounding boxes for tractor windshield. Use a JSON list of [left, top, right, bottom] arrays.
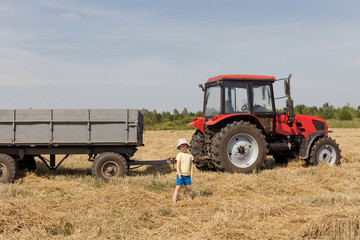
[[204, 85, 221, 116]]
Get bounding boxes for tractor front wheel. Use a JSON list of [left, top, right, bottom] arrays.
[[211, 121, 267, 173], [309, 137, 341, 166]]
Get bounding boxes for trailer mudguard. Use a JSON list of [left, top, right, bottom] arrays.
[[299, 130, 332, 159]]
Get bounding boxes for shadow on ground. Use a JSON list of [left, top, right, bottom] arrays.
[[16, 157, 308, 180], [263, 157, 288, 170], [263, 157, 308, 170], [129, 163, 174, 176], [16, 160, 175, 180], [35, 163, 92, 177]]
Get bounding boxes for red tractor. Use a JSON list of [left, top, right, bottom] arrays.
[[188, 74, 341, 173]]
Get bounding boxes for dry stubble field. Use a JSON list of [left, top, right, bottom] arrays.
[[0, 129, 360, 239]]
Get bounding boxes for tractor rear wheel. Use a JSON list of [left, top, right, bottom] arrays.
[[211, 121, 267, 173], [92, 152, 128, 181], [190, 130, 215, 171], [0, 154, 16, 183], [309, 137, 341, 166]]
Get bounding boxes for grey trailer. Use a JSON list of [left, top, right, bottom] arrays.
[[0, 109, 144, 183]]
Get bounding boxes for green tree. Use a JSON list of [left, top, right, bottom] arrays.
[[173, 108, 180, 120], [294, 104, 306, 114], [319, 103, 335, 119], [181, 108, 189, 117], [304, 106, 319, 117], [161, 111, 173, 122], [152, 110, 162, 123], [195, 111, 203, 117], [337, 105, 353, 120]]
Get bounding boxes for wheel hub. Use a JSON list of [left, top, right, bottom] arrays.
[[103, 162, 118, 177], [237, 146, 246, 155], [234, 143, 250, 158]]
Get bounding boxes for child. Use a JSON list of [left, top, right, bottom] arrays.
[[173, 138, 194, 203]]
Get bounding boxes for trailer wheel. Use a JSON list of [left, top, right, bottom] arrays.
[[190, 130, 215, 171], [0, 154, 16, 183], [92, 152, 128, 181], [309, 137, 341, 166], [211, 121, 267, 173]]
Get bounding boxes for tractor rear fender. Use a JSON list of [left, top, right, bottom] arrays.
[[206, 114, 267, 134], [299, 130, 332, 159]]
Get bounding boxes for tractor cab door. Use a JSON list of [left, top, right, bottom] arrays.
[[224, 82, 249, 114], [250, 84, 276, 133]]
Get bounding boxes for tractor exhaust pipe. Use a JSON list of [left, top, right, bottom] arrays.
[[285, 74, 294, 126]]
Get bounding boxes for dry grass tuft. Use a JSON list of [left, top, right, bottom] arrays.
[[0, 128, 359, 239], [302, 211, 360, 239]]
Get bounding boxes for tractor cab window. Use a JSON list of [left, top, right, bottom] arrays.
[[225, 83, 249, 113], [204, 85, 221, 116], [252, 85, 273, 112]]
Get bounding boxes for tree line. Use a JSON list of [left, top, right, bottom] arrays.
[[141, 108, 202, 130], [142, 104, 360, 130], [294, 103, 360, 120]]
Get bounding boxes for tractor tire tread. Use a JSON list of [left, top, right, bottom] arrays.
[[0, 154, 16, 183], [211, 120, 267, 173], [92, 152, 128, 181], [309, 137, 341, 166]]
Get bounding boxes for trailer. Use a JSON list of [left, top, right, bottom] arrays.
[[0, 109, 172, 183]]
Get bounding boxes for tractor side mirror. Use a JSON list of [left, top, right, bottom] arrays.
[[284, 80, 290, 97], [284, 73, 292, 97]]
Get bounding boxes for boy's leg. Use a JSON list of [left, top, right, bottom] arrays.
[[185, 185, 193, 200], [173, 185, 181, 203]]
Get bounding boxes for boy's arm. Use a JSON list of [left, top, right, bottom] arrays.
[[190, 156, 194, 179], [176, 157, 182, 179]]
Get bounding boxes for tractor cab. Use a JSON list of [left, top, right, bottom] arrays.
[[198, 75, 278, 134], [204, 76, 275, 116]]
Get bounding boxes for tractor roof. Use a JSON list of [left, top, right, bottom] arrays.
[[207, 75, 276, 82]]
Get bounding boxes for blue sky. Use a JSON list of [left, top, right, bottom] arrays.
[[0, 0, 359, 112]]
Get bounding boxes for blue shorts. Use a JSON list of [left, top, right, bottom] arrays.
[[176, 175, 191, 185]]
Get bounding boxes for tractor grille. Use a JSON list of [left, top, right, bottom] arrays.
[[312, 120, 325, 130]]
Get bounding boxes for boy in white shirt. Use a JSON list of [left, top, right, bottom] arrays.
[[173, 138, 194, 203]]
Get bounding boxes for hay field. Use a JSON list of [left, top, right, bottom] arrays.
[[1, 129, 360, 239]]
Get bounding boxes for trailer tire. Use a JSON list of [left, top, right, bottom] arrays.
[[309, 137, 341, 166], [211, 121, 267, 173], [190, 130, 215, 171], [92, 152, 128, 181], [0, 154, 16, 183]]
